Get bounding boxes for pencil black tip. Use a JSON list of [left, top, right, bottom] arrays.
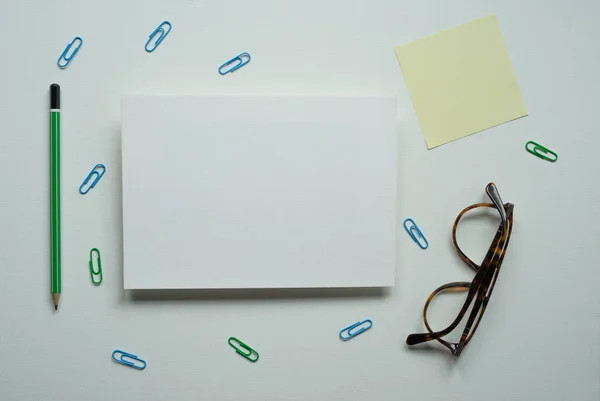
[[55, 305, 58, 311], [50, 84, 60, 109]]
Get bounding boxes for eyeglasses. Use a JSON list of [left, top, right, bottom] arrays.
[[406, 183, 514, 357]]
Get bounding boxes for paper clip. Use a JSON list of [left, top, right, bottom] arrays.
[[145, 21, 172, 52], [112, 350, 146, 370], [89, 248, 102, 285], [339, 319, 373, 341], [228, 337, 259, 362], [218, 52, 251, 75], [403, 218, 428, 249], [79, 164, 106, 194], [525, 141, 558, 162], [57, 37, 83, 69]]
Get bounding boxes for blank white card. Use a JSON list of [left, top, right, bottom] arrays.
[[121, 96, 397, 289]]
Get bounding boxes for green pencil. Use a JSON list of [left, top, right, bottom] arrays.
[[50, 84, 61, 310]]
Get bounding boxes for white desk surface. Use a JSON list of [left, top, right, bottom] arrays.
[[1, 1, 599, 400]]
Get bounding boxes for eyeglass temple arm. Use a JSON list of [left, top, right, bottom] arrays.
[[486, 183, 506, 225], [455, 268, 497, 353], [455, 205, 513, 354]]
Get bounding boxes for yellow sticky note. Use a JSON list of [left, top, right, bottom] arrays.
[[395, 15, 527, 149]]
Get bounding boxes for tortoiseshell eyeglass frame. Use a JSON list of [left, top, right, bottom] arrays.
[[406, 183, 514, 357]]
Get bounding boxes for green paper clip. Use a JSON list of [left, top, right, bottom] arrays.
[[89, 248, 102, 285], [228, 337, 259, 362], [525, 141, 558, 162]]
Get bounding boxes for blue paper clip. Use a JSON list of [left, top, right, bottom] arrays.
[[79, 164, 106, 195], [403, 218, 428, 249], [112, 350, 146, 370], [339, 319, 373, 341], [145, 21, 172, 52], [57, 37, 83, 69], [218, 52, 251, 75]]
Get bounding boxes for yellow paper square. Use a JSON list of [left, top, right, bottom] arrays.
[[395, 15, 527, 149]]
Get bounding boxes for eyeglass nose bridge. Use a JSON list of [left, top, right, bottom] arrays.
[[450, 342, 465, 357]]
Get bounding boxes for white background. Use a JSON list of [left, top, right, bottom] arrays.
[[0, 1, 599, 400]]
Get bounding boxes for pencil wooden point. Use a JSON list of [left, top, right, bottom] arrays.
[[52, 293, 60, 310]]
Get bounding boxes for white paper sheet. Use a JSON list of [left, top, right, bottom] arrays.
[[121, 96, 398, 289]]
